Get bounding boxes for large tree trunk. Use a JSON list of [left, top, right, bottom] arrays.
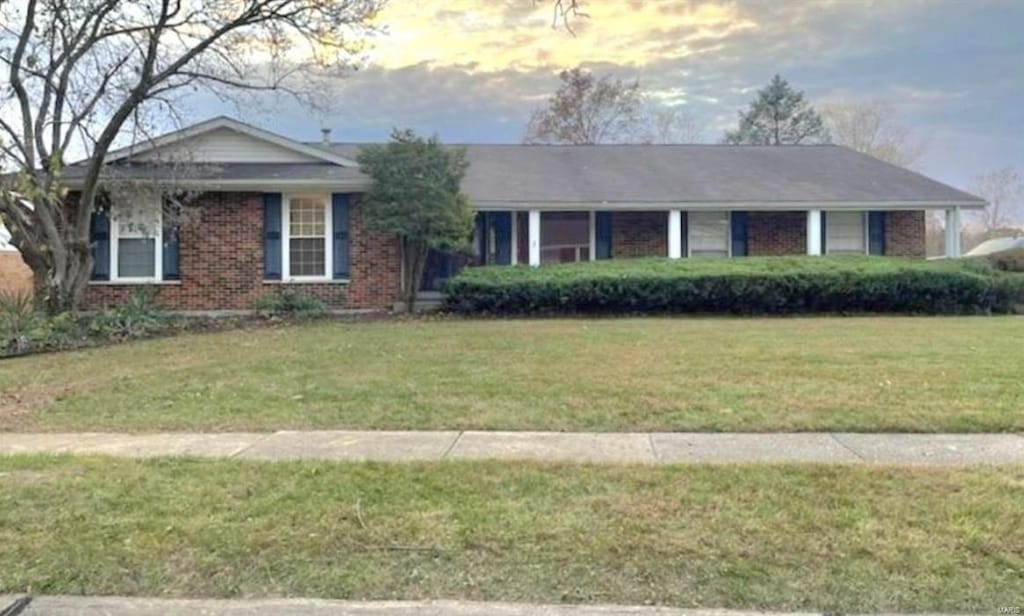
[[9, 195, 93, 315]]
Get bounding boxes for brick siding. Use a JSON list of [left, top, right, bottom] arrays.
[[0, 251, 33, 294], [747, 211, 807, 256], [83, 192, 400, 311], [611, 211, 667, 258], [883, 210, 926, 257]]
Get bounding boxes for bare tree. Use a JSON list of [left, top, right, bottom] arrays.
[[642, 104, 705, 144], [821, 102, 926, 168], [524, 68, 645, 144], [971, 168, 1024, 232], [0, 0, 381, 313]]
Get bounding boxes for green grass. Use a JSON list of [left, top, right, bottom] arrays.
[[1, 316, 1023, 432], [1, 456, 1021, 611]]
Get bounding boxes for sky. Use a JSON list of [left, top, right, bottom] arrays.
[[190, 0, 1024, 193]]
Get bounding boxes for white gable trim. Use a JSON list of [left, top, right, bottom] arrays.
[[102, 116, 358, 167]]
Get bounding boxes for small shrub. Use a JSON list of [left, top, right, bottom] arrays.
[[87, 288, 170, 338], [443, 256, 1024, 316], [0, 290, 35, 335], [254, 289, 326, 318]]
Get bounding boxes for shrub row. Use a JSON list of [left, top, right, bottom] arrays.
[[443, 256, 1024, 315]]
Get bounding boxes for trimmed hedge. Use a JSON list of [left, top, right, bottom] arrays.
[[443, 256, 1024, 315]]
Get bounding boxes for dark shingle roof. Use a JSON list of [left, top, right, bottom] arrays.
[[323, 143, 983, 205]]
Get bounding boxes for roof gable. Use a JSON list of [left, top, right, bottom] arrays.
[[103, 116, 357, 167]]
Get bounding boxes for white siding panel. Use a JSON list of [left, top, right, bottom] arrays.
[[134, 127, 320, 163]]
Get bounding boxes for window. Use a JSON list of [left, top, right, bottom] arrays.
[[688, 211, 729, 258], [112, 202, 162, 281], [284, 195, 331, 279], [826, 211, 866, 255]]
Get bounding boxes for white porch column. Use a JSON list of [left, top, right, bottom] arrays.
[[588, 210, 597, 261], [528, 209, 541, 266], [945, 207, 962, 258], [806, 209, 823, 256], [667, 209, 683, 259]]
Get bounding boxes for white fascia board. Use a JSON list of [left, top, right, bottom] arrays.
[[61, 178, 372, 192], [472, 200, 988, 211], [99, 116, 358, 167]]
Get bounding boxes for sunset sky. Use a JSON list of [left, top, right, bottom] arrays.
[[195, 0, 1024, 191]]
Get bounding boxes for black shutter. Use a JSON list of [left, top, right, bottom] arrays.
[[680, 211, 688, 258], [868, 211, 886, 255], [820, 211, 827, 255], [730, 211, 749, 257], [332, 193, 351, 279], [493, 212, 512, 265], [595, 212, 613, 259], [89, 210, 110, 281], [475, 213, 487, 265], [162, 222, 180, 281], [263, 193, 282, 280]]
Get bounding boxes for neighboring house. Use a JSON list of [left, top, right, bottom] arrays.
[[61, 116, 986, 312], [0, 225, 33, 294]]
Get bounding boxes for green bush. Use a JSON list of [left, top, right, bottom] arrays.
[[443, 256, 1024, 315], [254, 288, 326, 318], [86, 288, 170, 338], [1, 289, 173, 357]]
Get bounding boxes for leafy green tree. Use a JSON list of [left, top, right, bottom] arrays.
[[724, 75, 830, 145], [358, 130, 475, 311]]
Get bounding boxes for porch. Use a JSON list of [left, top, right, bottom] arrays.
[[419, 206, 956, 292]]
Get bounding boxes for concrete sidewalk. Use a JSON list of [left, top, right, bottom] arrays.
[[0, 596, 967, 616], [2, 430, 1023, 465]]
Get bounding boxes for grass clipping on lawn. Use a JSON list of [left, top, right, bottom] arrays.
[[1, 456, 1021, 611]]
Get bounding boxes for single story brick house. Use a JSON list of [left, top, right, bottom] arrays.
[[65, 116, 985, 311]]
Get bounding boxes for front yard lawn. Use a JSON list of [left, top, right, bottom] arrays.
[[1, 316, 1022, 432], [1, 456, 1020, 611]]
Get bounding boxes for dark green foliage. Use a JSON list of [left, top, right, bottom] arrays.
[[444, 256, 1024, 315], [357, 129, 475, 311], [1, 288, 171, 357], [724, 74, 829, 145], [253, 288, 326, 318]]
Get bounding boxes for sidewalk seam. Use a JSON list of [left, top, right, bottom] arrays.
[[227, 432, 274, 459], [647, 432, 660, 462], [441, 431, 464, 459], [829, 433, 866, 461]]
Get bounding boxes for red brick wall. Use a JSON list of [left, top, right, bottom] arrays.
[[0, 252, 33, 294], [748, 211, 806, 256], [83, 192, 400, 311], [884, 210, 926, 257], [611, 211, 667, 258]]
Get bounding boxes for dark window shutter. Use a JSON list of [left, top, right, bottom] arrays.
[[595, 212, 613, 259], [680, 211, 688, 258], [868, 211, 886, 255], [730, 211, 749, 257], [263, 193, 282, 280], [332, 193, 351, 279], [475, 213, 486, 265], [89, 210, 110, 281], [162, 222, 180, 281], [820, 211, 827, 254], [493, 212, 512, 265]]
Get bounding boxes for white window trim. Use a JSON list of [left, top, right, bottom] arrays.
[[824, 211, 870, 256], [282, 193, 333, 282], [686, 210, 732, 258], [110, 201, 163, 283]]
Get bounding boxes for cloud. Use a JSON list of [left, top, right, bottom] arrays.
[[183, 0, 1023, 189]]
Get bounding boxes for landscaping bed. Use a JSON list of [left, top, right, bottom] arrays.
[[1, 455, 1020, 612], [443, 256, 1024, 315]]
